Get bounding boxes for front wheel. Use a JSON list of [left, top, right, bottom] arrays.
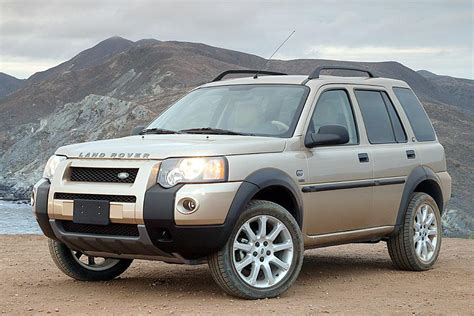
[[208, 200, 304, 299], [48, 239, 133, 281]]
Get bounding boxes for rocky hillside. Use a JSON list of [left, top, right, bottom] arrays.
[[418, 70, 474, 115], [0, 37, 472, 237], [0, 73, 25, 98]]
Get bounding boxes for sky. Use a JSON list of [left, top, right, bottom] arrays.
[[0, 0, 472, 79]]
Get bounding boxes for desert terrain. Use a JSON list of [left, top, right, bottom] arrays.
[[0, 236, 472, 315]]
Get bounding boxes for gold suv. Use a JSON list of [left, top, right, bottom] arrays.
[[32, 66, 451, 299]]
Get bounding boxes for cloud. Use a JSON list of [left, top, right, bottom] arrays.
[[306, 46, 464, 59], [0, 0, 472, 79], [300, 45, 473, 79], [0, 56, 61, 79]]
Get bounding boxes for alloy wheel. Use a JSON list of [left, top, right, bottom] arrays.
[[232, 215, 294, 288], [413, 203, 438, 263], [70, 250, 120, 271]]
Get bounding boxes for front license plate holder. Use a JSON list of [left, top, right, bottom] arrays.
[[73, 199, 110, 225]]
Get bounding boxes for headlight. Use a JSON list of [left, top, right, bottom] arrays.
[[43, 155, 67, 180], [157, 157, 227, 188]]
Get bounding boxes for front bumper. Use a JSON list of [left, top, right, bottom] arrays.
[[33, 173, 248, 261], [32, 179, 56, 240]]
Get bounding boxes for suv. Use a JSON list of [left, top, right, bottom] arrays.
[[32, 66, 451, 299]]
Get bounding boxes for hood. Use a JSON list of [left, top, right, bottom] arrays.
[[56, 134, 287, 159]]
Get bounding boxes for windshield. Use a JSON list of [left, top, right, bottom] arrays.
[[146, 85, 309, 137]]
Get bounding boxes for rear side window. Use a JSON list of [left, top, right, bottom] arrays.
[[355, 90, 407, 144], [393, 87, 436, 141], [381, 92, 407, 142]]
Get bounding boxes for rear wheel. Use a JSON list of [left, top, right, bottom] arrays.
[[387, 192, 442, 271], [208, 200, 304, 299], [48, 239, 133, 281]]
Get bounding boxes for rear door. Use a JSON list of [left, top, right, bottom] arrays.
[[352, 87, 421, 227]]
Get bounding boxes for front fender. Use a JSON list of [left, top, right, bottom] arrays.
[[236, 168, 304, 226]]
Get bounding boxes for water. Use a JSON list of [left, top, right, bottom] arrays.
[[0, 201, 41, 234]]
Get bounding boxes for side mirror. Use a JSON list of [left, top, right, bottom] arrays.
[[305, 125, 349, 148], [131, 125, 146, 136]]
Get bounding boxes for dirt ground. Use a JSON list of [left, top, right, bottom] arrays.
[[0, 236, 472, 315]]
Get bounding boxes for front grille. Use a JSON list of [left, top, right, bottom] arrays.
[[59, 220, 139, 237], [70, 167, 138, 183], [54, 193, 136, 203]]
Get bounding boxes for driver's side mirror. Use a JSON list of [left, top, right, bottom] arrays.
[[131, 125, 146, 136], [305, 125, 349, 148]]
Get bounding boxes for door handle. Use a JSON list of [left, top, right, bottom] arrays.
[[358, 153, 369, 163], [406, 150, 416, 159]]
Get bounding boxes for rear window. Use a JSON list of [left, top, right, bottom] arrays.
[[393, 87, 436, 142]]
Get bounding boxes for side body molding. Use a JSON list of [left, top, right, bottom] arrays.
[[394, 165, 444, 233]]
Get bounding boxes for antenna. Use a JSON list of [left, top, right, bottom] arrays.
[[253, 30, 295, 79]]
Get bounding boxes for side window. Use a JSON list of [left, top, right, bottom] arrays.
[[309, 90, 358, 144], [393, 87, 436, 141], [355, 90, 407, 144], [381, 92, 407, 142]]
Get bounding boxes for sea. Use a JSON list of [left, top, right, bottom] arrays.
[[0, 201, 41, 234]]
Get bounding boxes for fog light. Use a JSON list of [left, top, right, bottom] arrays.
[[183, 199, 197, 211], [177, 197, 199, 214]]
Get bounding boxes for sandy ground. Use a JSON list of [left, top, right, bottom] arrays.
[[0, 236, 472, 315]]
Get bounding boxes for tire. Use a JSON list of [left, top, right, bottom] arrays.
[[208, 200, 304, 299], [48, 239, 133, 281], [387, 192, 442, 271]]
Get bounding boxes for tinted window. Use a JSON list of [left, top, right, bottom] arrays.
[[309, 90, 358, 144], [355, 90, 396, 144], [381, 92, 407, 142], [393, 87, 436, 141]]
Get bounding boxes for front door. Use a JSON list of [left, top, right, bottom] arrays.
[[302, 87, 374, 236]]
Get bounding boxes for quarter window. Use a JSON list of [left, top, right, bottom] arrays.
[[393, 87, 436, 142], [309, 90, 358, 145], [355, 90, 407, 144], [381, 92, 407, 143]]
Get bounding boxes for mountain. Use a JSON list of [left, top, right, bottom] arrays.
[[417, 70, 474, 115], [28, 36, 135, 84], [0, 37, 472, 237], [0, 73, 25, 98]]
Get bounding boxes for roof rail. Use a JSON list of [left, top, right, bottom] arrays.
[[211, 70, 287, 82], [307, 66, 376, 80]]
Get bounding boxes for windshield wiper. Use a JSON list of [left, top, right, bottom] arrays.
[[139, 128, 181, 135], [179, 127, 252, 136]]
